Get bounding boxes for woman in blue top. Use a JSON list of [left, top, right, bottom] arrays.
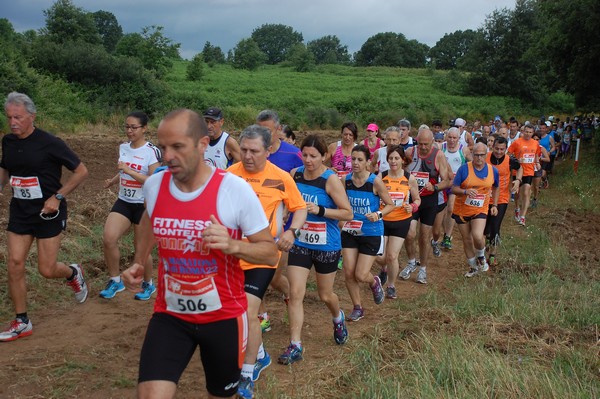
[[342, 145, 394, 322], [278, 135, 353, 366]]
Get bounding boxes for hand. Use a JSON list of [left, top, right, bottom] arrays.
[[403, 203, 412, 213], [424, 182, 435, 192], [366, 212, 378, 222], [277, 230, 295, 252], [306, 202, 318, 215], [104, 178, 113, 189], [118, 161, 132, 175], [41, 195, 60, 214], [490, 206, 498, 217], [122, 263, 145, 292], [203, 215, 238, 254], [465, 188, 477, 197], [511, 180, 520, 194]]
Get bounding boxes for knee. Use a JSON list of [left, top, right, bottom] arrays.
[[354, 270, 370, 283], [103, 233, 119, 249], [318, 290, 335, 304], [385, 253, 398, 265], [38, 262, 58, 279], [7, 258, 26, 280]]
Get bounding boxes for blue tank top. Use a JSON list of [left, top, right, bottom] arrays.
[[293, 167, 341, 251], [539, 135, 552, 154], [344, 173, 383, 236]]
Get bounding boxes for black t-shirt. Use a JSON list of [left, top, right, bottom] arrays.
[[1, 128, 81, 223]]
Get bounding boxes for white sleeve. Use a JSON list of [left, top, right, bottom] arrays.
[[217, 173, 269, 236], [142, 171, 164, 216]]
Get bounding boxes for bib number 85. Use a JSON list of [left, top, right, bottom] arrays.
[[177, 298, 207, 312]]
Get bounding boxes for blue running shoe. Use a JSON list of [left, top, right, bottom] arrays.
[[278, 343, 303, 365], [134, 281, 156, 301], [237, 376, 254, 399], [333, 310, 349, 345], [99, 278, 125, 299], [253, 351, 271, 381]]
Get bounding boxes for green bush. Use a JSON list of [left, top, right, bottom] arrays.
[[186, 53, 205, 81]]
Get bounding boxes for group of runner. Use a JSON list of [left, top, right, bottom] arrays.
[[0, 92, 558, 399]]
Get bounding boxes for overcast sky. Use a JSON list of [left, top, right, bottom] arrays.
[[2, 0, 517, 59]]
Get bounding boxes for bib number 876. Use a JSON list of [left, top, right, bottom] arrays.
[[177, 298, 207, 312]]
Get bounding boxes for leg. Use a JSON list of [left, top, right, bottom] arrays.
[[269, 252, 290, 299], [342, 247, 360, 307], [316, 271, 340, 317], [470, 218, 488, 254], [286, 265, 310, 342], [384, 236, 405, 289], [36, 234, 74, 279], [103, 212, 133, 277], [418, 223, 432, 268], [6, 233, 35, 314], [404, 220, 417, 260], [138, 382, 177, 399], [353, 253, 376, 285], [456, 222, 475, 259], [520, 183, 532, 218], [133, 222, 154, 282], [443, 195, 457, 240], [244, 294, 263, 366]]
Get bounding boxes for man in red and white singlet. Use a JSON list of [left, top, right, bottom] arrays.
[[122, 109, 278, 399]]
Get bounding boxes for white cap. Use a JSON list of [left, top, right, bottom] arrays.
[[454, 118, 466, 127]]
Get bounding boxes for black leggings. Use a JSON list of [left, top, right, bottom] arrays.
[[484, 203, 508, 246]]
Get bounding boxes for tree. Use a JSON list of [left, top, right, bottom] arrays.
[[307, 35, 350, 64], [114, 25, 180, 78], [355, 32, 428, 67], [187, 53, 205, 81], [201, 41, 225, 66], [0, 19, 38, 95], [288, 43, 315, 72], [42, 0, 100, 44], [232, 38, 266, 71], [429, 30, 479, 70], [92, 10, 122, 53], [251, 23, 303, 64]]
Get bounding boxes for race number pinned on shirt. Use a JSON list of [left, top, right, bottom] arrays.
[[164, 274, 222, 314], [465, 194, 486, 208], [119, 178, 143, 200], [521, 153, 535, 164], [298, 221, 327, 245], [389, 192, 406, 207], [337, 170, 350, 180], [411, 171, 429, 188], [10, 176, 43, 199], [342, 220, 363, 236]]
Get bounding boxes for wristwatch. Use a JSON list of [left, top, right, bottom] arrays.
[[55, 193, 65, 201], [288, 228, 301, 238], [376, 211, 383, 220]]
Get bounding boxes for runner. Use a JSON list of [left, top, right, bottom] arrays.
[[121, 109, 278, 399], [326, 122, 358, 179], [342, 145, 395, 321], [0, 92, 89, 342], [401, 128, 452, 284], [531, 133, 551, 209], [100, 111, 161, 300], [484, 136, 523, 266], [398, 119, 416, 150], [375, 145, 421, 299], [362, 123, 383, 158], [371, 126, 401, 175], [281, 134, 353, 366], [437, 127, 471, 252], [454, 117, 475, 151], [227, 125, 307, 398], [202, 107, 241, 169], [451, 143, 500, 277], [508, 124, 542, 226]]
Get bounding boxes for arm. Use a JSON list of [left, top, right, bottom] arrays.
[[370, 151, 379, 174], [405, 175, 422, 213], [324, 143, 335, 167], [122, 211, 156, 292], [463, 146, 473, 162], [277, 208, 308, 252], [322, 174, 353, 221], [369, 177, 394, 220], [226, 136, 241, 164], [434, 152, 453, 191], [489, 185, 499, 216], [118, 161, 159, 184], [43, 162, 89, 214], [0, 167, 8, 193], [104, 172, 120, 189]]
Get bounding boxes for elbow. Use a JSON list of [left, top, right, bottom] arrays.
[[341, 209, 354, 221]]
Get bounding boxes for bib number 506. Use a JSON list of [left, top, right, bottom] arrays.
[[177, 298, 207, 312]]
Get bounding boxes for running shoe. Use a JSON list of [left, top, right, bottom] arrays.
[[416, 268, 427, 284], [347, 305, 364, 322], [0, 318, 33, 342], [519, 216, 526, 226], [278, 343, 303, 365], [259, 314, 271, 333], [385, 286, 397, 299], [400, 261, 417, 280], [237, 376, 254, 399], [67, 264, 88, 303], [441, 235, 453, 250], [337, 256, 343, 270], [134, 281, 156, 301], [477, 256, 489, 272], [253, 351, 271, 381], [378, 268, 388, 286], [488, 255, 497, 266], [371, 276, 385, 304], [431, 239, 442, 257], [514, 208, 521, 223], [530, 198, 537, 209], [465, 264, 480, 278], [99, 278, 125, 299], [333, 310, 349, 345]]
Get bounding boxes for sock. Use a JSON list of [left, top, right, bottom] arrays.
[[420, 266, 426, 271], [241, 363, 254, 379], [145, 279, 153, 286], [476, 248, 485, 258], [67, 265, 77, 280], [257, 343, 265, 360], [110, 276, 121, 283], [16, 313, 29, 324], [468, 257, 477, 267], [408, 258, 416, 265], [291, 340, 302, 349], [333, 311, 343, 324], [259, 312, 268, 319]]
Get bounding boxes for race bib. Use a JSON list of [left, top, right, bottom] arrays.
[[411, 171, 429, 188], [521, 153, 535, 164], [164, 274, 222, 314], [119, 177, 143, 200], [465, 194, 486, 208], [389, 191, 406, 207], [337, 170, 350, 180], [298, 221, 327, 245], [342, 220, 363, 236], [10, 176, 43, 200]]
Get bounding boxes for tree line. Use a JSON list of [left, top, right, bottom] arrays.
[[0, 0, 598, 119]]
